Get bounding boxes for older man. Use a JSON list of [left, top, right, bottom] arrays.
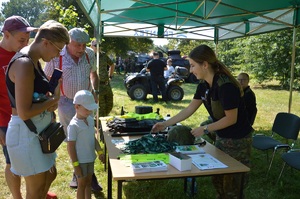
[[44, 28, 102, 191]]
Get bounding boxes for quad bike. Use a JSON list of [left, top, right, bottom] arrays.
[[124, 66, 188, 101]]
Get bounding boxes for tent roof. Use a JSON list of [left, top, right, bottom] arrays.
[[77, 0, 300, 41]]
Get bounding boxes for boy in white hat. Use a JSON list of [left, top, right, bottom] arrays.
[[66, 90, 105, 198]]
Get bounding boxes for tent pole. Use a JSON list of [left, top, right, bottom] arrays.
[[288, 27, 296, 113], [214, 27, 219, 55], [95, 0, 102, 141]]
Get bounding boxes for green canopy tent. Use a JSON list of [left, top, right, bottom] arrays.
[[76, 0, 300, 113]]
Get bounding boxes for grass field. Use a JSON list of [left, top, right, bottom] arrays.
[[0, 73, 300, 199]]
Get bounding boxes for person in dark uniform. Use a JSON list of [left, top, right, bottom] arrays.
[[237, 72, 257, 125], [146, 52, 167, 102]]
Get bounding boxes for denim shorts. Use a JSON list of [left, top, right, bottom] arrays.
[[0, 127, 10, 164], [77, 162, 94, 178], [6, 112, 57, 176]]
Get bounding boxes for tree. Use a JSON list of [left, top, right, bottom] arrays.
[[1, 0, 46, 27], [45, 0, 91, 31], [235, 29, 300, 88], [101, 37, 153, 57]]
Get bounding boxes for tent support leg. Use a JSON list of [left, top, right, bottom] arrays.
[[288, 27, 296, 113]]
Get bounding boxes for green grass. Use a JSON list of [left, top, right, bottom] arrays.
[[1, 74, 300, 198]]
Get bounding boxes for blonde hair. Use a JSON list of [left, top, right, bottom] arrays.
[[35, 20, 70, 45]]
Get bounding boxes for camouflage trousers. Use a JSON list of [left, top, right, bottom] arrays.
[[212, 134, 252, 199], [98, 84, 113, 117]]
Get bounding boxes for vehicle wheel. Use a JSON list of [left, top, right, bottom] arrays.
[[128, 84, 147, 100], [188, 74, 199, 84], [167, 85, 184, 101]]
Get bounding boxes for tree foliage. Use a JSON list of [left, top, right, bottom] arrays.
[[44, 0, 91, 32], [1, 0, 46, 27], [233, 29, 299, 88]]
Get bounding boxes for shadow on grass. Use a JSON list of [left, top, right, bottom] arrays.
[[92, 190, 105, 199], [122, 177, 215, 199]]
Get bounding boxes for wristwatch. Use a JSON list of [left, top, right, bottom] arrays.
[[204, 125, 210, 135]]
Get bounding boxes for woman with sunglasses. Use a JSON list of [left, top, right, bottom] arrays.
[[5, 20, 69, 199]]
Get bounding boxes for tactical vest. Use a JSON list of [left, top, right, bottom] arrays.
[[209, 74, 234, 120]]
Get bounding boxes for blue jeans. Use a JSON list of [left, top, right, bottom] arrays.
[[58, 96, 76, 135]]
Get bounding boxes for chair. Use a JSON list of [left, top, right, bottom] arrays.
[[252, 112, 300, 175], [277, 150, 300, 183]]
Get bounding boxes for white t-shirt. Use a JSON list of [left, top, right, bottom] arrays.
[[67, 116, 96, 163], [164, 65, 175, 78]]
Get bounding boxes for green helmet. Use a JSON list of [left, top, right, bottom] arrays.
[[167, 125, 195, 145]]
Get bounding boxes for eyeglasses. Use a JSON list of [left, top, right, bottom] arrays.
[[48, 40, 63, 53]]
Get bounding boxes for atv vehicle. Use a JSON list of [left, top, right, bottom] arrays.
[[124, 66, 188, 101]]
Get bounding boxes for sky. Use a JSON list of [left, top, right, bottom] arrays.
[[0, 0, 8, 5], [152, 38, 169, 46], [0, 0, 8, 10]]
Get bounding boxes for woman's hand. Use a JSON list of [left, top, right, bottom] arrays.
[[53, 78, 62, 100], [191, 126, 204, 138], [74, 166, 83, 178], [98, 154, 106, 164], [151, 122, 166, 133], [47, 103, 58, 112]]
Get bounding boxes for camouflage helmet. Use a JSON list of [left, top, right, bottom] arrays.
[[167, 125, 195, 145]]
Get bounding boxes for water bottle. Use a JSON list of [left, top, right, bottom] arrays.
[[156, 108, 160, 115], [121, 106, 125, 115], [32, 92, 48, 103]]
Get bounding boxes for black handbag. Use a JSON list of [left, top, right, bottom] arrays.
[[24, 119, 66, 154]]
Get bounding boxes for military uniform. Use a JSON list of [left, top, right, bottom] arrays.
[[97, 52, 114, 117]]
